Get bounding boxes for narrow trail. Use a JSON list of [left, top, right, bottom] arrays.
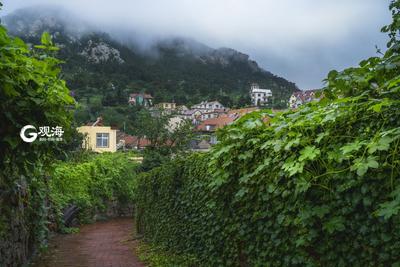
[[32, 218, 146, 267]]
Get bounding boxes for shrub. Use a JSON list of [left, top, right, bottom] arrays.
[[0, 27, 74, 266]]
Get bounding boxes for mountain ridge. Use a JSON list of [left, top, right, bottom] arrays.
[[2, 6, 299, 107]]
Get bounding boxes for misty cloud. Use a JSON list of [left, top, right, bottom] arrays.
[[2, 0, 392, 89]]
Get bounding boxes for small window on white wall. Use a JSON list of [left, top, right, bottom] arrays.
[[96, 133, 109, 148]]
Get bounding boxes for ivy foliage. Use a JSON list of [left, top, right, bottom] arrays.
[[136, 87, 400, 267], [135, 1, 400, 266], [0, 23, 74, 266], [50, 152, 140, 225]]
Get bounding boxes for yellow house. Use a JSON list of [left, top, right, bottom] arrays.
[[77, 117, 117, 153], [155, 102, 176, 110]]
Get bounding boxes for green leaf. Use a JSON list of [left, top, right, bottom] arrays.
[[368, 136, 392, 154], [299, 146, 320, 161], [315, 132, 327, 144], [282, 160, 305, 177], [40, 32, 52, 46], [284, 138, 300, 151], [369, 98, 390, 113], [351, 156, 379, 176], [376, 201, 400, 220], [295, 178, 311, 194], [323, 216, 345, 234], [340, 141, 364, 155]]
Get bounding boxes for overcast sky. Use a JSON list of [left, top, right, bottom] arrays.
[[2, 0, 392, 89]]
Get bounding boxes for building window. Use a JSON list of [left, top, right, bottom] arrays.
[[96, 133, 109, 148]]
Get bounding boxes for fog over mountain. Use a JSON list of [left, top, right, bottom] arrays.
[[2, 0, 392, 89]]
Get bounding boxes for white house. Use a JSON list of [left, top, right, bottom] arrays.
[[250, 83, 272, 106], [179, 109, 204, 124], [191, 101, 226, 110]]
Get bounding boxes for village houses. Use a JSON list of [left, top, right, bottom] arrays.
[[289, 89, 321, 109]]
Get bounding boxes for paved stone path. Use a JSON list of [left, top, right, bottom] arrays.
[[32, 218, 146, 267]]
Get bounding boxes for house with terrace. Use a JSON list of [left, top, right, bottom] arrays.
[[77, 117, 118, 153]]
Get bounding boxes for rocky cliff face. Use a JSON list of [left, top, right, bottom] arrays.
[[80, 40, 125, 64]]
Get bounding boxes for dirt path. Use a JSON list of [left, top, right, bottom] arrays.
[[31, 218, 146, 267]]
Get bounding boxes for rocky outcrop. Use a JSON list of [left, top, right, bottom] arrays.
[[80, 40, 125, 64]]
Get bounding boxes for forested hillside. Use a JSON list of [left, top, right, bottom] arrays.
[[3, 6, 299, 107]]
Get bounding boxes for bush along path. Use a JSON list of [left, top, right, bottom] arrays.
[[134, 2, 400, 266], [0, 25, 75, 266], [31, 218, 145, 267]]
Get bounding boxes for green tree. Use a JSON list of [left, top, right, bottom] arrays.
[[129, 109, 194, 170]]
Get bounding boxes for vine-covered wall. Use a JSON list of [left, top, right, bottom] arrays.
[[136, 95, 400, 266]]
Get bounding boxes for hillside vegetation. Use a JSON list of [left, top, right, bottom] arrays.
[[3, 7, 298, 108]]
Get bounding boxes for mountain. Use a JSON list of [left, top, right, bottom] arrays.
[[2, 6, 299, 108]]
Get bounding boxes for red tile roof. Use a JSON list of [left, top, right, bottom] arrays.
[[227, 107, 259, 116], [129, 93, 153, 99], [197, 115, 237, 132], [117, 132, 151, 147]]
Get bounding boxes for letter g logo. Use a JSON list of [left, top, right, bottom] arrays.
[[20, 125, 38, 143]]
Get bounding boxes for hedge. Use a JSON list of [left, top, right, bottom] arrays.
[[135, 95, 400, 266], [50, 152, 140, 225]]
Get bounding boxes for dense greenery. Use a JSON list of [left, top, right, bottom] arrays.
[[50, 152, 139, 226], [131, 109, 194, 170], [134, 1, 400, 266], [0, 23, 74, 265], [0, 16, 140, 265], [4, 7, 298, 110], [135, 89, 400, 267], [137, 241, 197, 267]]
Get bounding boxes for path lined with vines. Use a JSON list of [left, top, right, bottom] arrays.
[[32, 218, 145, 267]]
